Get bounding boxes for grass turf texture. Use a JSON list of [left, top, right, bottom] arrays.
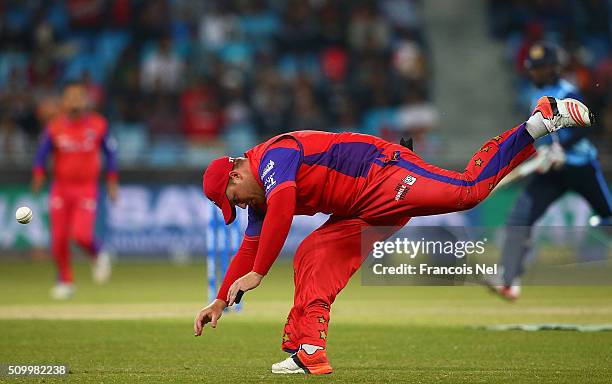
[[1, 261, 611, 383]]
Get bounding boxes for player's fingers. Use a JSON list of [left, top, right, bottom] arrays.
[[194, 313, 203, 336], [227, 282, 238, 306], [228, 290, 236, 306], [211, 312, 218, 328], [194, 311, 209, 336]]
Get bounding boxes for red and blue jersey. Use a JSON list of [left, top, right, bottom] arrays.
[[219, 130, 402, 297], [33, 112, 117, 184], [244, 130, 399, 219]]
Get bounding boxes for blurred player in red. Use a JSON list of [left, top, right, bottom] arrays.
[[32, 81, 118, 300], [195, 96, 592, 374]]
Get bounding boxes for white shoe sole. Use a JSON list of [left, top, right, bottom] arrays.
[[271, 367, 306, 374], [271, 356, 307, 374]]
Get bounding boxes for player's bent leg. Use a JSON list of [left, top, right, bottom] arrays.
[[358, 123, 536, 219], [462, 123, 537, 207], [273, 217, 403, 374], [274, 218, 363, 374], [292, 217, 383, 349], [357, 96, 593, 220]]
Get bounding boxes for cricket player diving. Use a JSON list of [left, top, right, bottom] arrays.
[[195, 96, 593, 374], [32, 80, 118, 300]]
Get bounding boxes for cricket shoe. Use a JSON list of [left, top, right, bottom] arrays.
[[482, 275, 521, 301], [50, 283, 75, 300], [92, 251, 112, 284], [488, 284, 521, 301], [532, 96, 592, 132], [271, 348, 333, 374]]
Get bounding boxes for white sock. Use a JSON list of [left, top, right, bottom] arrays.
[[301, 344, 323, 355], [525, 112, 549, 139]]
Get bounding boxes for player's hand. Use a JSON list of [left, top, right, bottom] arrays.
[[227, 271, 263, 306], [194, 299, 226, 336], [107, 180, 119, 203]]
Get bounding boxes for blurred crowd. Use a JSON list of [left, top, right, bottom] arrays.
[[0, 0, 437, 167], [488, 0, 612, 143]]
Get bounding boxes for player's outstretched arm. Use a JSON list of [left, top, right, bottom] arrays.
[[227, 187, 296, 305], [194, 299, 226, 336]]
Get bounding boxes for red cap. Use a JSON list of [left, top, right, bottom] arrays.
[[203, 156, 236, 225]]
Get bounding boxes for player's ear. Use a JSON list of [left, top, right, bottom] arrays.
[[228, 170, 242, 183]]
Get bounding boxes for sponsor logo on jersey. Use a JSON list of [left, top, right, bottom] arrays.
[[56, 134, 96, 152], [384, 150, 401, 164], [402, 174, 417, 185], [264, 173, 276, 192], [261, 159, 275, 178], [394, 183, 409, 201]]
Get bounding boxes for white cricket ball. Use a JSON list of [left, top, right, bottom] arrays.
[[16, 206, 33, 224]]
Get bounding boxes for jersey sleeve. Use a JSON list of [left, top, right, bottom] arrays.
[[32, 130, 53, 178], [245, 206, 264, 237], [252, 187, 296, 276], [258, 139, 301, 201]]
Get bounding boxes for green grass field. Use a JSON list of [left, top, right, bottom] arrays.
[[1, 260, 611, 383]]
